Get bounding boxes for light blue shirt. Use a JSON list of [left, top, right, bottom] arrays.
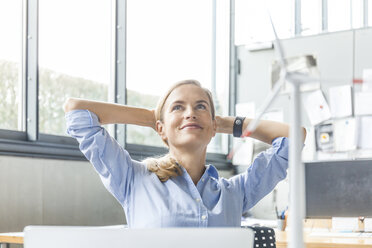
[[66, 109, 289, 228]]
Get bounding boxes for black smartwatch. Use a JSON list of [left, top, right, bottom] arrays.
[[233, 116, 246, 137]]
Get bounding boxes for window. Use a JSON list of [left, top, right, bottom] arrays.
[[267, 0, 293, 39], [235, 0, 271, 44], [328, 0, 351, 32], [301, 0, 322, 35], [235, 0, 293, 45], [0, 0, 232, 163], [38, 0, 114, 136], [0, 0, 23, 131], [351, 0, 363, 29], [126, 0, 228, 153], [369, 0, 372, 26], [215, 0, 230, 154]]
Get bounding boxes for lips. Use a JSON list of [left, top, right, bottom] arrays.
[[180, 123, 202, 130]]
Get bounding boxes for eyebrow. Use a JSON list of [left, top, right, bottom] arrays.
[[170, 100, 210, 106]]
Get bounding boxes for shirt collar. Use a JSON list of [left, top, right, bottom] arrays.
[[205, 164, 219, 180], [178, 164, 219, 180]]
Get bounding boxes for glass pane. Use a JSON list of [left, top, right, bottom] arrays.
[[328, 0, 351, 32], [351, 0, 363, 29], [0, 0, 22, 131], [214, 0, 230, 154], [39, 0, 113, 136], [301, 0, 321, 35], [127, 0, 227, 153], [369, 0, 372, 26], [267, 0, 293, 39], [235, 0, 293, 45]]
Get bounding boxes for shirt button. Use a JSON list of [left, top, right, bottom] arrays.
[[201, 215, 207, 220], [195, 198, 200, 202], [202, 178, 205, 182]]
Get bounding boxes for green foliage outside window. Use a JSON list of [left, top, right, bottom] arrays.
[[1, 60, 224, 151], [0, 60, 19, 130], [0, 60, 161, 146]]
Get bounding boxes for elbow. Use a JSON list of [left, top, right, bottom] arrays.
[[63, 98, 77, 113]]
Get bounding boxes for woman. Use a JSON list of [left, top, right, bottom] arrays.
[[64, 79, 304, 228]]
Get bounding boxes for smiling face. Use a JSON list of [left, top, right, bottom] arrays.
[[156, 83, 217, 151]]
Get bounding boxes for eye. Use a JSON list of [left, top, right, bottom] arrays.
[[196, 103, 207, 110], [172, 105, 182, 111]]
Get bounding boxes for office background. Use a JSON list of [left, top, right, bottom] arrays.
[[1, 0, 372, 236]]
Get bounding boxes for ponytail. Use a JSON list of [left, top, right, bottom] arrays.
[[144, 154, 182, 182]]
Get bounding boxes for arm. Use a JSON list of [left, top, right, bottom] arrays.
[[63, 97, 156, 129], [229, 137, 289, 212], [65, 109, 148, 206], [215, 116, 306, 144]]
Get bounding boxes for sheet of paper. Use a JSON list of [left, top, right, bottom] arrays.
[[364, 218, 372, 232], [302, 89, 331, 126], [362, 68, 372, 92], [332, 217, 359, 232], [233, 102, 255, 166], [357, 116, 372, 149], [333, 118, 356, 152], [328, 85, 352, 118], [354, 92, 372, 115]]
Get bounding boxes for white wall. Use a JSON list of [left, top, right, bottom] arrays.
[[237, 27, 372, 219], [0, 155, 125, 233]]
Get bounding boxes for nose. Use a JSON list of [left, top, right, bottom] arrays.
[[185, 106, 197, 120]]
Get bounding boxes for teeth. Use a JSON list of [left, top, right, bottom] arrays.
[[184, 125, 197, 128]]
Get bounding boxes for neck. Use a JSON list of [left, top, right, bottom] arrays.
[[170, 146, 207, 185]]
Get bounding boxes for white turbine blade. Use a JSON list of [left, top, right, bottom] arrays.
[[263, 1, 287, 72], [241, 70, 286, 137]]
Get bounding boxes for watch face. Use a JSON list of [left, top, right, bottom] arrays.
[[236, 119, 242, 125]]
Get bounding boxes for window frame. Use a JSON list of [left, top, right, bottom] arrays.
[[0, 0, 233, 169], [237, 0, 371, 44]]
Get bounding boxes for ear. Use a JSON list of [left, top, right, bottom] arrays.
[[156, 120, 167, 140]]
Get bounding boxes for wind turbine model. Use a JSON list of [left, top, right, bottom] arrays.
[[229, 10, 319, 248]]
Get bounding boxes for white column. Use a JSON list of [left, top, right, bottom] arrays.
[[288, 80, 305, 248]]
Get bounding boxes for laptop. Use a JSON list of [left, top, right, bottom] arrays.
[[24, 225, 254, 248]]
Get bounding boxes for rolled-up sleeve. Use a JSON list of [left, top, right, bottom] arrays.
[[65, 109, 139, 206], [230, 137, 289, 213]]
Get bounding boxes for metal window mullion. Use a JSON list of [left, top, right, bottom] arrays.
[[363, 0, 368, 27], [211, 0, 223, 154], [350, 0, 353, 29], [294, 0, 301, 35], [114, 0, 127, 147], [212, 0, 217, 97], [228, 0, 236, 153], [25, 0, 39, 141], [322, 0, 328, 31], [20, 0, 27, 132]]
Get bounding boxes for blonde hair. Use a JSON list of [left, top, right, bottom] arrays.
[[145, 79, 215, 182]]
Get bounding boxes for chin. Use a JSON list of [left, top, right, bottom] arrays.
[[175, 138, 210, 150]]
